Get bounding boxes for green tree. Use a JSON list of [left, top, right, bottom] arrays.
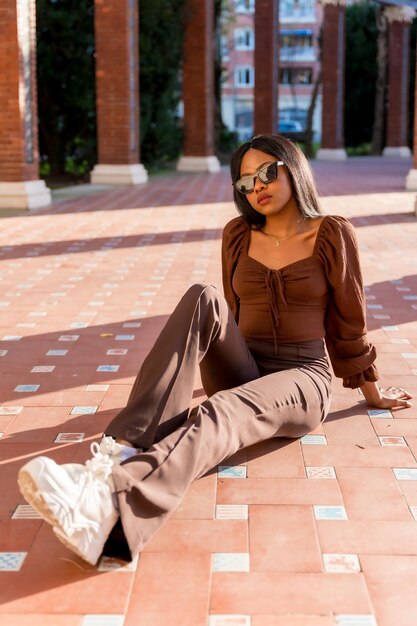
[[36, 0, 96, 178], [139, 0, 186, 168], [344, 2, 378, 149]]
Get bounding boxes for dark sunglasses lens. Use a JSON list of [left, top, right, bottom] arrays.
[[235, 177, 253, 194], [258, 162, 278, 184]]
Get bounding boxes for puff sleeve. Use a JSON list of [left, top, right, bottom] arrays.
[[221, 217, 248, 323], [319, 216, 379, 388]]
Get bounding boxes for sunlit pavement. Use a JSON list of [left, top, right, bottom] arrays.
[[0, 156, 416, 626]]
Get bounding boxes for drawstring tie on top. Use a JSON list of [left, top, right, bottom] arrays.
[[264, 269, 287, 354]]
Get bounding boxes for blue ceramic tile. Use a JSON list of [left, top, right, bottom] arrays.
[[218, 466, 247, 478], [301, 434, 327, 445], [0, 552, 27, 571], [367, 409, 392, 419], [14, 385, 40, 393], [314, 505, 348, 520], [96, 365, 120, 372], [70, 406, 98, 415], [393, 468, 417, 480], [46, 350, 68, 356]]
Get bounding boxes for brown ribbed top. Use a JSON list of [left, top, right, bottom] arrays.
[[221, 214, 379, 389]]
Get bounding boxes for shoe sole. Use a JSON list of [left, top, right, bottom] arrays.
[[17, 465, 61, 528]]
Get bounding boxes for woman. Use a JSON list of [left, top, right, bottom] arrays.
[[18, 134, 412, 566]]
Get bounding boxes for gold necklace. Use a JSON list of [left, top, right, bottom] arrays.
[[262, 217, 306, 247]]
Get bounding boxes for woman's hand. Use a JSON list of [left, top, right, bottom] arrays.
[[360, 380, 413, 409]]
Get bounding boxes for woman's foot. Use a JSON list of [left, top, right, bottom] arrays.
[[17, 442, 119, 566]]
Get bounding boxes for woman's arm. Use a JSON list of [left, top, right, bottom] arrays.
[[360, 380, 413, 409]]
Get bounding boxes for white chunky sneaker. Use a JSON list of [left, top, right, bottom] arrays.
[[100, 435, 140, 463], [17, 442, 119, 566]]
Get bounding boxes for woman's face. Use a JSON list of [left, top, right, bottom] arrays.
[[239, 148, 296, 218]]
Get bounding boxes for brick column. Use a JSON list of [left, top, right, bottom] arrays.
[[254, 0, 279, 135], [0, 0, 51, 209], [316, 0, 347, 161], [383, 6, 414, 159], [90, 0, 148, 185], [176, 0, 220, 173]]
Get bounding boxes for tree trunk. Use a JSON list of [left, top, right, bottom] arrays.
[[305, 68, 321, 158], [371, 7, 388, 154]]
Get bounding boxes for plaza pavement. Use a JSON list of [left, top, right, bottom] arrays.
[[0, 156, 417, 626]]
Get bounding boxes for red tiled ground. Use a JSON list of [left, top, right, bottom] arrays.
[[0, 156, 416, 626]]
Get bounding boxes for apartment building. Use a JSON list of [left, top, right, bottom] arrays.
[[221, 0, 323, 142]]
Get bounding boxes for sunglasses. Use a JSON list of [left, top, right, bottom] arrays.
[[233, 160, 284, 194]]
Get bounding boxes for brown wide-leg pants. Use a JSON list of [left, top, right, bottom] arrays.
[[106, 284, 332, 559]]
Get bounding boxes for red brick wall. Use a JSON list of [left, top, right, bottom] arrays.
[[254, 0, 279, 135], [321, 4, 345, 150], [94, 0, 140, 164], [182, 0, 215, 156], [386, 21, 410, 148], [0, 0, 39, 182]]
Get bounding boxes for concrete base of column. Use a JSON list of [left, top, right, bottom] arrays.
[[0, 180, 51, 210], [383, 146, 412, 158], [316, 148, 348, 161], [176, 155, 221, 173], [90, 164, 148, 185], [405, 168, 417, 191]]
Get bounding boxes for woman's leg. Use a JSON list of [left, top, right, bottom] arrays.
[[112, 365, 331, 559], [105, 283, 260, 450]]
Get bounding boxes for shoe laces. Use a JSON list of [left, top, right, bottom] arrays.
[[85, 442, 114, 482]]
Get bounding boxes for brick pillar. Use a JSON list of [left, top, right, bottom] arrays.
[[316, 0, 347, 161], [383, 7, 413, 159], [176, 0, 220, 173], [0, 0, 51, 209], [254, 0, 279, 135], [90, 0, 148, 185]]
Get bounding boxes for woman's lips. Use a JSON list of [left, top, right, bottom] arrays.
[[257, 194, 272, 206]]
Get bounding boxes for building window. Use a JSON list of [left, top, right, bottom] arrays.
[[234, 28, 254, 51], [280, 68, 313, 85], [280, 0, 315, 19], [235, 66, 254, 87], [235, 0, 255, 13]]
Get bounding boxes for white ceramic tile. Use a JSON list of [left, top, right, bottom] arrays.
[[70, 406, 98, 415], [0, 552, 27, 571], [31, 365, 55, 373], [306, 466, 336, 479], [123, 322, 141, 328], [71, 322, 89, 328], [54, 432, 85, 443], [367, 304, 383, 309], [403, 295, 417, 300], [313, 505, 348, 520], [401, 353, 417, 359], [0, 406, 23, 416], [82, 617, 125, 626], [391, 338, 410, 344], [115, 335, 135, 341], [218, 466, 247, 478], [1, 336, 22, 341], [46, 350, 68, 356], [208, 616, 251, 626], [322, 553, 361, 573], [17, 323, 36, 328], [58, 335, 79, 342], [11, 504, 42, 519], [215, 504, 249, 520], [334, 617, 377, 626], [0, 350, 8, 357], [213, 553, 250, 572], [378, 436, 406, 446], [85, 384, 109, 392], [381, 325, 399, 331], [96, 365, 120, 372], [301, 434, 327, 445], [373, 314, 391, 320], [367, 409, 392, 419], [106, 349, 128, 356], [393, 468, 417, 480], [29, 311, 47, 317]]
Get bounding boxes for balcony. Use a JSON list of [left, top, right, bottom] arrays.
[[280, 46, 316, 62], [279, 9, 317, 23]]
